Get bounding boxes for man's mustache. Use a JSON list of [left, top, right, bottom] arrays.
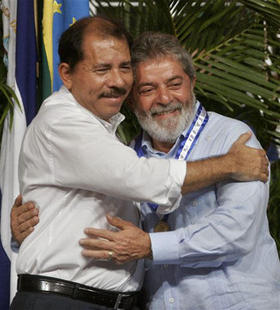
[[150, 102, 182, 116], [100, 87, 127, 98]]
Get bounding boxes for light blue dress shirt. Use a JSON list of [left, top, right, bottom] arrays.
[[136, 106, 280, 310]]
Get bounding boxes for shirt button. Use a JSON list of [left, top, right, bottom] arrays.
[[169, 297, 175, 303]]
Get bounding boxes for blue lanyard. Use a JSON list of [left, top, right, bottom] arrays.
[[134, 103, 209, 213]]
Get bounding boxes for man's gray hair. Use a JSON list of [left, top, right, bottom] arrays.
[[131, 32, 196, 81]]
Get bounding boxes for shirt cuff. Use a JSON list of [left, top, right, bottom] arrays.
[[169, 158, 186, 188], [11, 238, 20, 253], [156, 159, 186, 215], [150, 230, 180, 264]]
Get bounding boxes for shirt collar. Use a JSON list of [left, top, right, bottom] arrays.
[[141, 130, 182, 159], [100, 113, 125, 134]]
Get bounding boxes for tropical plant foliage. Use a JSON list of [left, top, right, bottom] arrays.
[[93, 0, 280, 148]]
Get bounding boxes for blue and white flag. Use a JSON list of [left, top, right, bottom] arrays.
[[0, 0, 37, 304], [1, 1, 90, 306], [42, 0, 89, 97]]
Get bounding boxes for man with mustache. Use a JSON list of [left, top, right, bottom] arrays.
[[10, 17, 269, 310]]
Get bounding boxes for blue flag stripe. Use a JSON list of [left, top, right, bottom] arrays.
[[52, 0, 89, 92], [15, 0, 37, 125], [0, 191, 10, 310]]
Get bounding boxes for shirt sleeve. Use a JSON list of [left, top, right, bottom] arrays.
[[47, 116, 186, 212], [150, 178, 269, 266], [150, 126, 270, 266]]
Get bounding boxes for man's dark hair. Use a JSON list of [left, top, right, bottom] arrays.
[[58, 16, 133, 71], [132, 32, 196, 81]]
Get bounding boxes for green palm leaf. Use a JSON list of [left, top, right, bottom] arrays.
[[92, 0, 280, 146]]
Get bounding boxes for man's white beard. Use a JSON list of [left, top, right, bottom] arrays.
[[135, 95, 196, 144]]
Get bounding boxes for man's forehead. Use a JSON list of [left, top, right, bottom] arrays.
[[135, 56, 185, 80], [83, 31, 129, 49], [82, 34, 131, 62], [136, 55, 182, 70]]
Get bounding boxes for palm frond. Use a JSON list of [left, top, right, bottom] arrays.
[[91, 0, 280, 146], [194, 24, 280, 109], [0, 82, 21, 130], [239, 0, 280, 28]]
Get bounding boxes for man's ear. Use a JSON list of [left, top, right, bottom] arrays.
[[58, 63, 73, 90]]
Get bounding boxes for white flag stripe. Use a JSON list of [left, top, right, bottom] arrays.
[[0, 0, 26, 303]]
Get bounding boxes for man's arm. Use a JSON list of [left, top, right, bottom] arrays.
[[147, 169, 270, 267], [10, 132, 268, 245], [80, 173, 268, 264], [50, 118, 268, 211], [181, 132, 268, 194]]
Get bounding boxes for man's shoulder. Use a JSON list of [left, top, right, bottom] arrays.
[[206, 111, 261, 149], [208, 111, 249, 129], [27, 87, 102, 142], [38, 87, 96, 125], [207, 111, 253, 137], [41, 87, 79, 116]]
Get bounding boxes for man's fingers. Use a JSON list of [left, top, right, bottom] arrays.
[[16, 207, 39, 225], [258, 150, 269, 182], [79, 238, 113, 251], [21, 207, 39, 221], [12, 202, 37, 217], [18, 216, 39, 233], [13, 195, 23, 207], [233, 131, 252, 145], [16, 227, 35, 243], [260, 174, 268, 183], [81, 249, 112, 260], [83, 227, 115, 241], [106, 214, 134, 230], [10, 200, 39, 245], [81, 248, 125, 265], [228, 130, 270, 183]]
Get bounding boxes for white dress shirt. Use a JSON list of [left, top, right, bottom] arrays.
[[17, 86, 186, 292]]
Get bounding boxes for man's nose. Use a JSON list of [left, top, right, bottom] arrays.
[[107, 69, 126, 88], [156, 87, 172, 105]]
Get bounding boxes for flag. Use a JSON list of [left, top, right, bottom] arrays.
[[0, 1, 89, 306], [0, 0, 37, 305], [0, 0, 17, 306], [42, 0, 89, 100]]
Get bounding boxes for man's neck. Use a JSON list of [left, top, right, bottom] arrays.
[[151, 139, 175, 154]]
